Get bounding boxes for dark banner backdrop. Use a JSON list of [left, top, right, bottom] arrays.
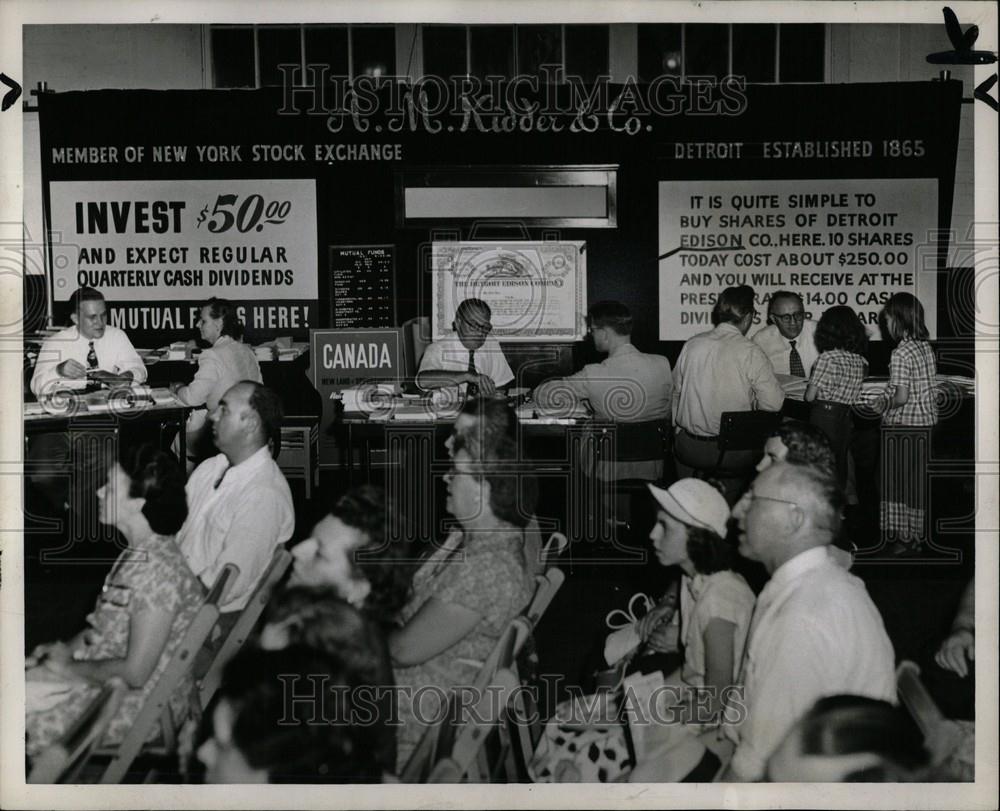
[[38, 80, 963, 372]]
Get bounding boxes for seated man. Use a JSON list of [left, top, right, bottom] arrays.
[[632, 463, 895, 783], [672, 286, 784, 503], [28, 286, 148, 511], [721, 463, 896, 781], [416, 298, 514, 398], [534, 300, 673, 481], [177, 381, 294, 619], [751, 291, 818, 379]]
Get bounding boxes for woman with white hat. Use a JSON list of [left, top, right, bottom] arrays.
[[627, 478, 757, 782], [639, 478, 755, 726]]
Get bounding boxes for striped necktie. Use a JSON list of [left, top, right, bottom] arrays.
[[788, 339, 805, 377], [87, 340, 99, 369], [466, 349, 479, 398]]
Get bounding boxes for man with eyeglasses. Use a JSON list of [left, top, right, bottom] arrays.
[[714, 462, 895, 782], [416, 298, 513, 398], [752, 291, 818, 378]]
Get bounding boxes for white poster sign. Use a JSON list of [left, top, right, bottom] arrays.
[[48, 179, 318, 302], [658, 178, 939, 340], [431, 241, 587, 341]]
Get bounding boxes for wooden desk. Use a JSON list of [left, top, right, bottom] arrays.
[[25, 388, 191, 464]]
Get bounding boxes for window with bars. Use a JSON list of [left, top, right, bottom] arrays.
[[210, 24, 395, 87], [638, 23, 826, 83], [421, 24, 610, 82]]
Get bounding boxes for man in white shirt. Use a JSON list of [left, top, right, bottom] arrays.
[[416, 298, 514, 397], [534, 300, 673, 481], [672, 285, 784, 501], [27, 287, 148, 511], [177, 381, 293, 617], [31, 286, 146, 396], [719, 463, 896, 781], [751, 291, 818, 378]]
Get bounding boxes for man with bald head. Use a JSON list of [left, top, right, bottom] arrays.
[[177, 380, 293, 616], [718, 463, 895, 781]]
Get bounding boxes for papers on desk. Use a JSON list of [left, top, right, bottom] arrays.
[[51, 377, 88, 391], [776, 373, 808, 401], [30, 386, 171, 417]]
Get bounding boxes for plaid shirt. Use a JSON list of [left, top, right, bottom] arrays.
[[809, 349, 868, 405], [883, 338, 938, 426]]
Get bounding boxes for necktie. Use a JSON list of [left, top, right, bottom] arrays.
[[466, 349, 479, 398], [87, 340, 99, 369], [788, 339, 805, 377]]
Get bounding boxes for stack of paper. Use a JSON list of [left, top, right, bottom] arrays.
[[166, 341, 189, 360], [775, 374, 808, 400]]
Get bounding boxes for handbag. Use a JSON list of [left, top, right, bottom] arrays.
[[602, 592, 655, 666]]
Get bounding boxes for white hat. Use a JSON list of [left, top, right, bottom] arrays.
[[647, 479, 730, 538]]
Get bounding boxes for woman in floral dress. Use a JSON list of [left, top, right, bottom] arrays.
[[389, 433, 535, 773], [25, 445, 204, 759]]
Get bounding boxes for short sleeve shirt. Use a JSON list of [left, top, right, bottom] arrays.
[[679, 570, 756, 687], [808, 349, 868, 405], [418, 335, 515, 390], [884, 338, 938, 426]]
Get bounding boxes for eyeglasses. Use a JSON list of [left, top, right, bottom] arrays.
[[772, 312, 805, 324], [743, 490, 799, 509]]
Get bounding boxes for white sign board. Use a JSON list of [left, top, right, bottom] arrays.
[[658, 178, 939, 340], [431, 241, 587, 341], [48, 179, 318, 303]]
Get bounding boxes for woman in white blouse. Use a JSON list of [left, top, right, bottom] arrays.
[[170, 298, 262, 470]]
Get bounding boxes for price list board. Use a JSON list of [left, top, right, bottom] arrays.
[[328, 245, 396, 329]]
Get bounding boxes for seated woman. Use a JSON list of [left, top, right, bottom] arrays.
[[258, 586, 398, 775], [390, 433, 536, 771], [197, 645, 383, 783], [169, 297, 261, 471], [288, 485, 413, 627], [25, 444, 204, 758], [628, 478, 755, 782]]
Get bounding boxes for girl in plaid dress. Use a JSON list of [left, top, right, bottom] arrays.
[[805, 306, 869, 489], [878, 293, 938, 552]]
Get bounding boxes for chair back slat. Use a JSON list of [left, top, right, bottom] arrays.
[[97, 603, 221, 783], [197, 547, 292, 711], [525, 568, 565, 628], [716, 410, 782, 453], [28, 680, 127, 784], [426, 668, 520, 783], [94, 565, 236, 784]]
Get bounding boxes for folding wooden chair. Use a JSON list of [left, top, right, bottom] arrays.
[[540, 532, 568, 567], [712, 410, 783, 472], [195, 547, 292, 712], [28, 679, 127, 784], [399, 619, 528, 783], [896, 660, 968, 767], [425, 667, 521, 783], [91, 564, 237, 784], [524, 567, 566, 629]]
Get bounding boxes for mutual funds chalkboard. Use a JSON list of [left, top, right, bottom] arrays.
[[328, 245, 396, 329]]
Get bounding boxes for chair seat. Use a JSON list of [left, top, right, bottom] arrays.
[[589, 419, 672, 465]]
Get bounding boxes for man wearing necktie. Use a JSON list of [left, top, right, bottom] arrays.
[[27, 287, 147, 513], [752, 291, 818, 378], [416, 298, 514, 398]]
